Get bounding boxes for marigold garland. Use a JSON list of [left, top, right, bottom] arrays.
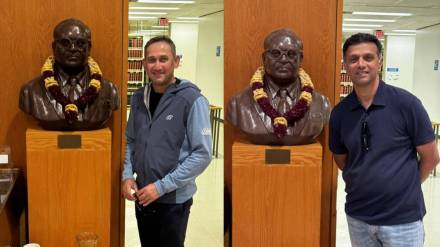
[[41, 56, 102, 124], [250, 66, 314, 138]]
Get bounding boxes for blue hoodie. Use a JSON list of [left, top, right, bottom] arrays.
[[122, 79, 212, 203]]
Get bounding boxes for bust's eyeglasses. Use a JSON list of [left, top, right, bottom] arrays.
[[361, 120, 370, 152], [264, 49, 300, 60], [55, 38, 89, 49]]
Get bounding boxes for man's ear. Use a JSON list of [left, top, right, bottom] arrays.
[[298, 52, 304, 66], [174, 55, 181, 68]]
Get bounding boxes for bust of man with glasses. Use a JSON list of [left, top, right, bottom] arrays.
[[19, 18, 119, 130], [227, 29, 330, 145]]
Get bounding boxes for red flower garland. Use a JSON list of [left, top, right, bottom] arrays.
[[251, 67, 314, 138], [41, 56, 102, 124]]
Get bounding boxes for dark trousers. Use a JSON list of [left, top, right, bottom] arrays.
[[135, 198, 193, 247]]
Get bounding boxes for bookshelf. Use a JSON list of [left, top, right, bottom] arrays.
[[128, 36, 145, 105], [339, 67, 353, 99]]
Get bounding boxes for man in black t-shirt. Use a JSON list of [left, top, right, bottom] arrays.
[[330, 33, 439, 246]]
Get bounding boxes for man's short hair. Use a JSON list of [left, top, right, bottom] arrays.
[[343, 33, 382, 60], [144, 36, 176, 57], [53, 18, 91, 40]]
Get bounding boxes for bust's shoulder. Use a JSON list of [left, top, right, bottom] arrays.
[[21, 76, 44, 94], [230, 86, 253, 102], [100, 77, 116, 89], [312, 90, 330, 103]]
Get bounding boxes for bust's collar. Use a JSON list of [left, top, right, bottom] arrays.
[[54, 64, 88, 87], [265, 77, 299, 100]]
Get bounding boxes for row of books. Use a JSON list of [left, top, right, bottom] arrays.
[[340, 82, 353, 97], [128, 72, 143, 82], [128, 60, 143, 70], [128, 50, 143, 58], [340, 73, 352, 83], [128, 82, 144, 88], [128, 37, 143, 48]]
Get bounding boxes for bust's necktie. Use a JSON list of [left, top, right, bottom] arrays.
[[277, 89, 290, 115], [68, 77, 78, 102]]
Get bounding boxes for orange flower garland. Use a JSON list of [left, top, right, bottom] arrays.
[[251, 66, 314, 138], [41, 56, 102, 124]]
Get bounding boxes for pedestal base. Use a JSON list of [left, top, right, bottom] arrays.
[[26, 128, 111, 246], [232, 141, 322, 247]]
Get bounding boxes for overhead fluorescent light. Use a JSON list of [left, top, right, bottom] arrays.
[[137, 0, 195, 3], [342, 28, 373, 32], [343, 23, 383, 28], [392, 29, 417, 33], [344, 18, 396, 23], [129, 11, 167, 15], [128, 16, 158, 20], [352, 11, 412, 16], [129, 7, 179, 10], [385, 32, 416, 36], [169, 20, 199, 23], [176, 17, 201, 20], [151, 25, 169, 28]]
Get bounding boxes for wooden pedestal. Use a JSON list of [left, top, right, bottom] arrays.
[[232, 141, 322, 247], [26, 128, 111, 246]]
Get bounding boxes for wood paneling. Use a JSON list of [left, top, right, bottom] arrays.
[[224, 0, 342, 246], [232, 142, 322, 247], [26, 128, 111, 246], [0, 1, 127, 245]]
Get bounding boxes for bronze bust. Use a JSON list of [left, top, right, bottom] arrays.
[[228, 29, 331, 145], [19, 18, 119, 131]]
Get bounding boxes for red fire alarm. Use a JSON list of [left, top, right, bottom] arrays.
[[159, 18, 169, 26]]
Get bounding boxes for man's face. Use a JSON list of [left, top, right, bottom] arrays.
[[263, 35, 303, 86], [52, 24, 91, 69], [143, 41, 180, 87], [344, 42, 382, 87]]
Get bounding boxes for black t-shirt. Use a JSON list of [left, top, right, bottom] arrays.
[[149, 78, 181, 116], [329, 81, 434, 225]]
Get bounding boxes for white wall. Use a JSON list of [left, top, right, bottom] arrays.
[[412, 25, 440, 122], [384, 35, 415, 92], [195, 12, 224, 113], [171, 23, 199, 82]]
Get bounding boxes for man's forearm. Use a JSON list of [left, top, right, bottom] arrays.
[[420, 160, 438, 183], [333, 153, 347, 170], [417, 140, 440, 183]]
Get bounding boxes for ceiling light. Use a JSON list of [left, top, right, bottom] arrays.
[[129, 7, 179, 10], [128, 16, 158, 20], [342, 28, 373, 32], [176, 17, 201, 20], [137, 0, 195, 3], [343, 23, 383, 28], [129, 12, 167, 15], [392, 30, 417, 33], [385, 32, 416, 36], [169, 20, 199, 23], [344, 18, 396, 23], [352, 11, 412, 16]]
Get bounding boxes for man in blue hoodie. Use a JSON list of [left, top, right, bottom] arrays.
[[121, 36, 212, 247]]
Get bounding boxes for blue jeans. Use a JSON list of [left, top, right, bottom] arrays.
[[347, 215, 424, 247]]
